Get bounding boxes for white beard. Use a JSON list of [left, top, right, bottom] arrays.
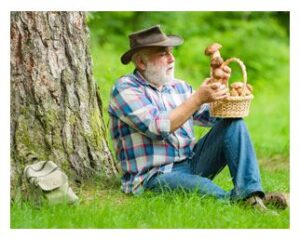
[[143, 62, 174, 86]]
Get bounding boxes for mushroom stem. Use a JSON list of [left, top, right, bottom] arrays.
[[210, 50, 221, 60]]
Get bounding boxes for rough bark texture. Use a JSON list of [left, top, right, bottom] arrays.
[[11, 11, 118, 199]]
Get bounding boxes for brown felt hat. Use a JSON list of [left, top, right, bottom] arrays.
[[121, 25, 184, 65]]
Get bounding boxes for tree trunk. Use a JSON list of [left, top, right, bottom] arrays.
[[10, 11, 118, 199]]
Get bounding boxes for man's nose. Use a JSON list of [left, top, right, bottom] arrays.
[[168, 52, 175, 63]]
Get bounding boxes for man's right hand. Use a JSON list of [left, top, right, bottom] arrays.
[[195, 78, 229, 105]]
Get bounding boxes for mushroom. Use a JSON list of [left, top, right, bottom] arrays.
[[205, 43, 223, 60], [205, 43, 224, 82], [230, 82, 252, 96], [231, 82, 244, 89], [230, 88, 239, 97], [211, 57, 224, 68]]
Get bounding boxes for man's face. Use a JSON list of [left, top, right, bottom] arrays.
[[142, 47, 175, 87]]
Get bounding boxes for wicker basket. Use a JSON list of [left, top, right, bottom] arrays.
[[210, 57, 254, 118]]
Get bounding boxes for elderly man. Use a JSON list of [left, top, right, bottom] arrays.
[[108, 25, 287, 212]]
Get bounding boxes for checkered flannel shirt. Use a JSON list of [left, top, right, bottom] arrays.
[[108, 70, 217, 194]]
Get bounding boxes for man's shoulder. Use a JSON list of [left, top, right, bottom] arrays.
[[112, 74, 141, 91], [116, 73, 138, 85]]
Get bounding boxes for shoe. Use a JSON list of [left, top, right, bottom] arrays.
[[263, 192, 289, 209], [245, 195, 279, 216], [245, 195, 268, 211]]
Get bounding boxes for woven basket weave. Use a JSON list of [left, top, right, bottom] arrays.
[[210, 57, 254, 118]]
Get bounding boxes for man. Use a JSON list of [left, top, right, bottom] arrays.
[[108, 25, 288, 212]]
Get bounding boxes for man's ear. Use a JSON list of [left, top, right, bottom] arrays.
[[135, 55, 147, 71]]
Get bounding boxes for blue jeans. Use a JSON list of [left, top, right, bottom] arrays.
[[144, 119, 264, 200]]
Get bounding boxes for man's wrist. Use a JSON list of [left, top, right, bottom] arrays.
[[191, 91, 204, 108]]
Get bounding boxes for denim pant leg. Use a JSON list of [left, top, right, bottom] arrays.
[[192, 118, 264, 200], [144, 160, 231, 199]]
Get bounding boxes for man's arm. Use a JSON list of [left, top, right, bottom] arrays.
[[169, 78, 228, 132], [109, 77, 171, 141]]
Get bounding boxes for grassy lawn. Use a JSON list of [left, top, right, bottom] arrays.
[[11, 166, 289, 229]]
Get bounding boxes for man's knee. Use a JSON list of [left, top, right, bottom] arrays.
[[214, 118, 248, 138], [219, 118, 245, 129]]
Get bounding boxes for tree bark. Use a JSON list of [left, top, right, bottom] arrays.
[[10, 11, 118, 199]]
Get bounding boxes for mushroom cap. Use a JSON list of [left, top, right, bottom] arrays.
[[230, 89, 239, 96], [205, 43, 223, 55], [231, 82, 244, 89]]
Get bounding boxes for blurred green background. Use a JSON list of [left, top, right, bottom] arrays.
[[87, 11, 289, 164]]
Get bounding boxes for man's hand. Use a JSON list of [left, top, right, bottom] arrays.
[[168, 65, 231, 132], [194, 65, 232, 105], [195, 78, 229, 105]]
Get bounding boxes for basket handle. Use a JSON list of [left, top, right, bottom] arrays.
[[221, 57, 248, 97]]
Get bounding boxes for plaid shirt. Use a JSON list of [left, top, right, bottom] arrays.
[[109, 70, 217, 194]]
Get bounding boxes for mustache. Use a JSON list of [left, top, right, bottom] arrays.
[[167, 64, 175, 70]]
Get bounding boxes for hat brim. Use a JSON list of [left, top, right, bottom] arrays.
[[121, 35, 183, 65]]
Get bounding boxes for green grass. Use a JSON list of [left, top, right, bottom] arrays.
[[11, 167, 289, 229]]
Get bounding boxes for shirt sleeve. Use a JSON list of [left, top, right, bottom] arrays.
[[193, 103, 220, 127], [109, 78, 171, 140]]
